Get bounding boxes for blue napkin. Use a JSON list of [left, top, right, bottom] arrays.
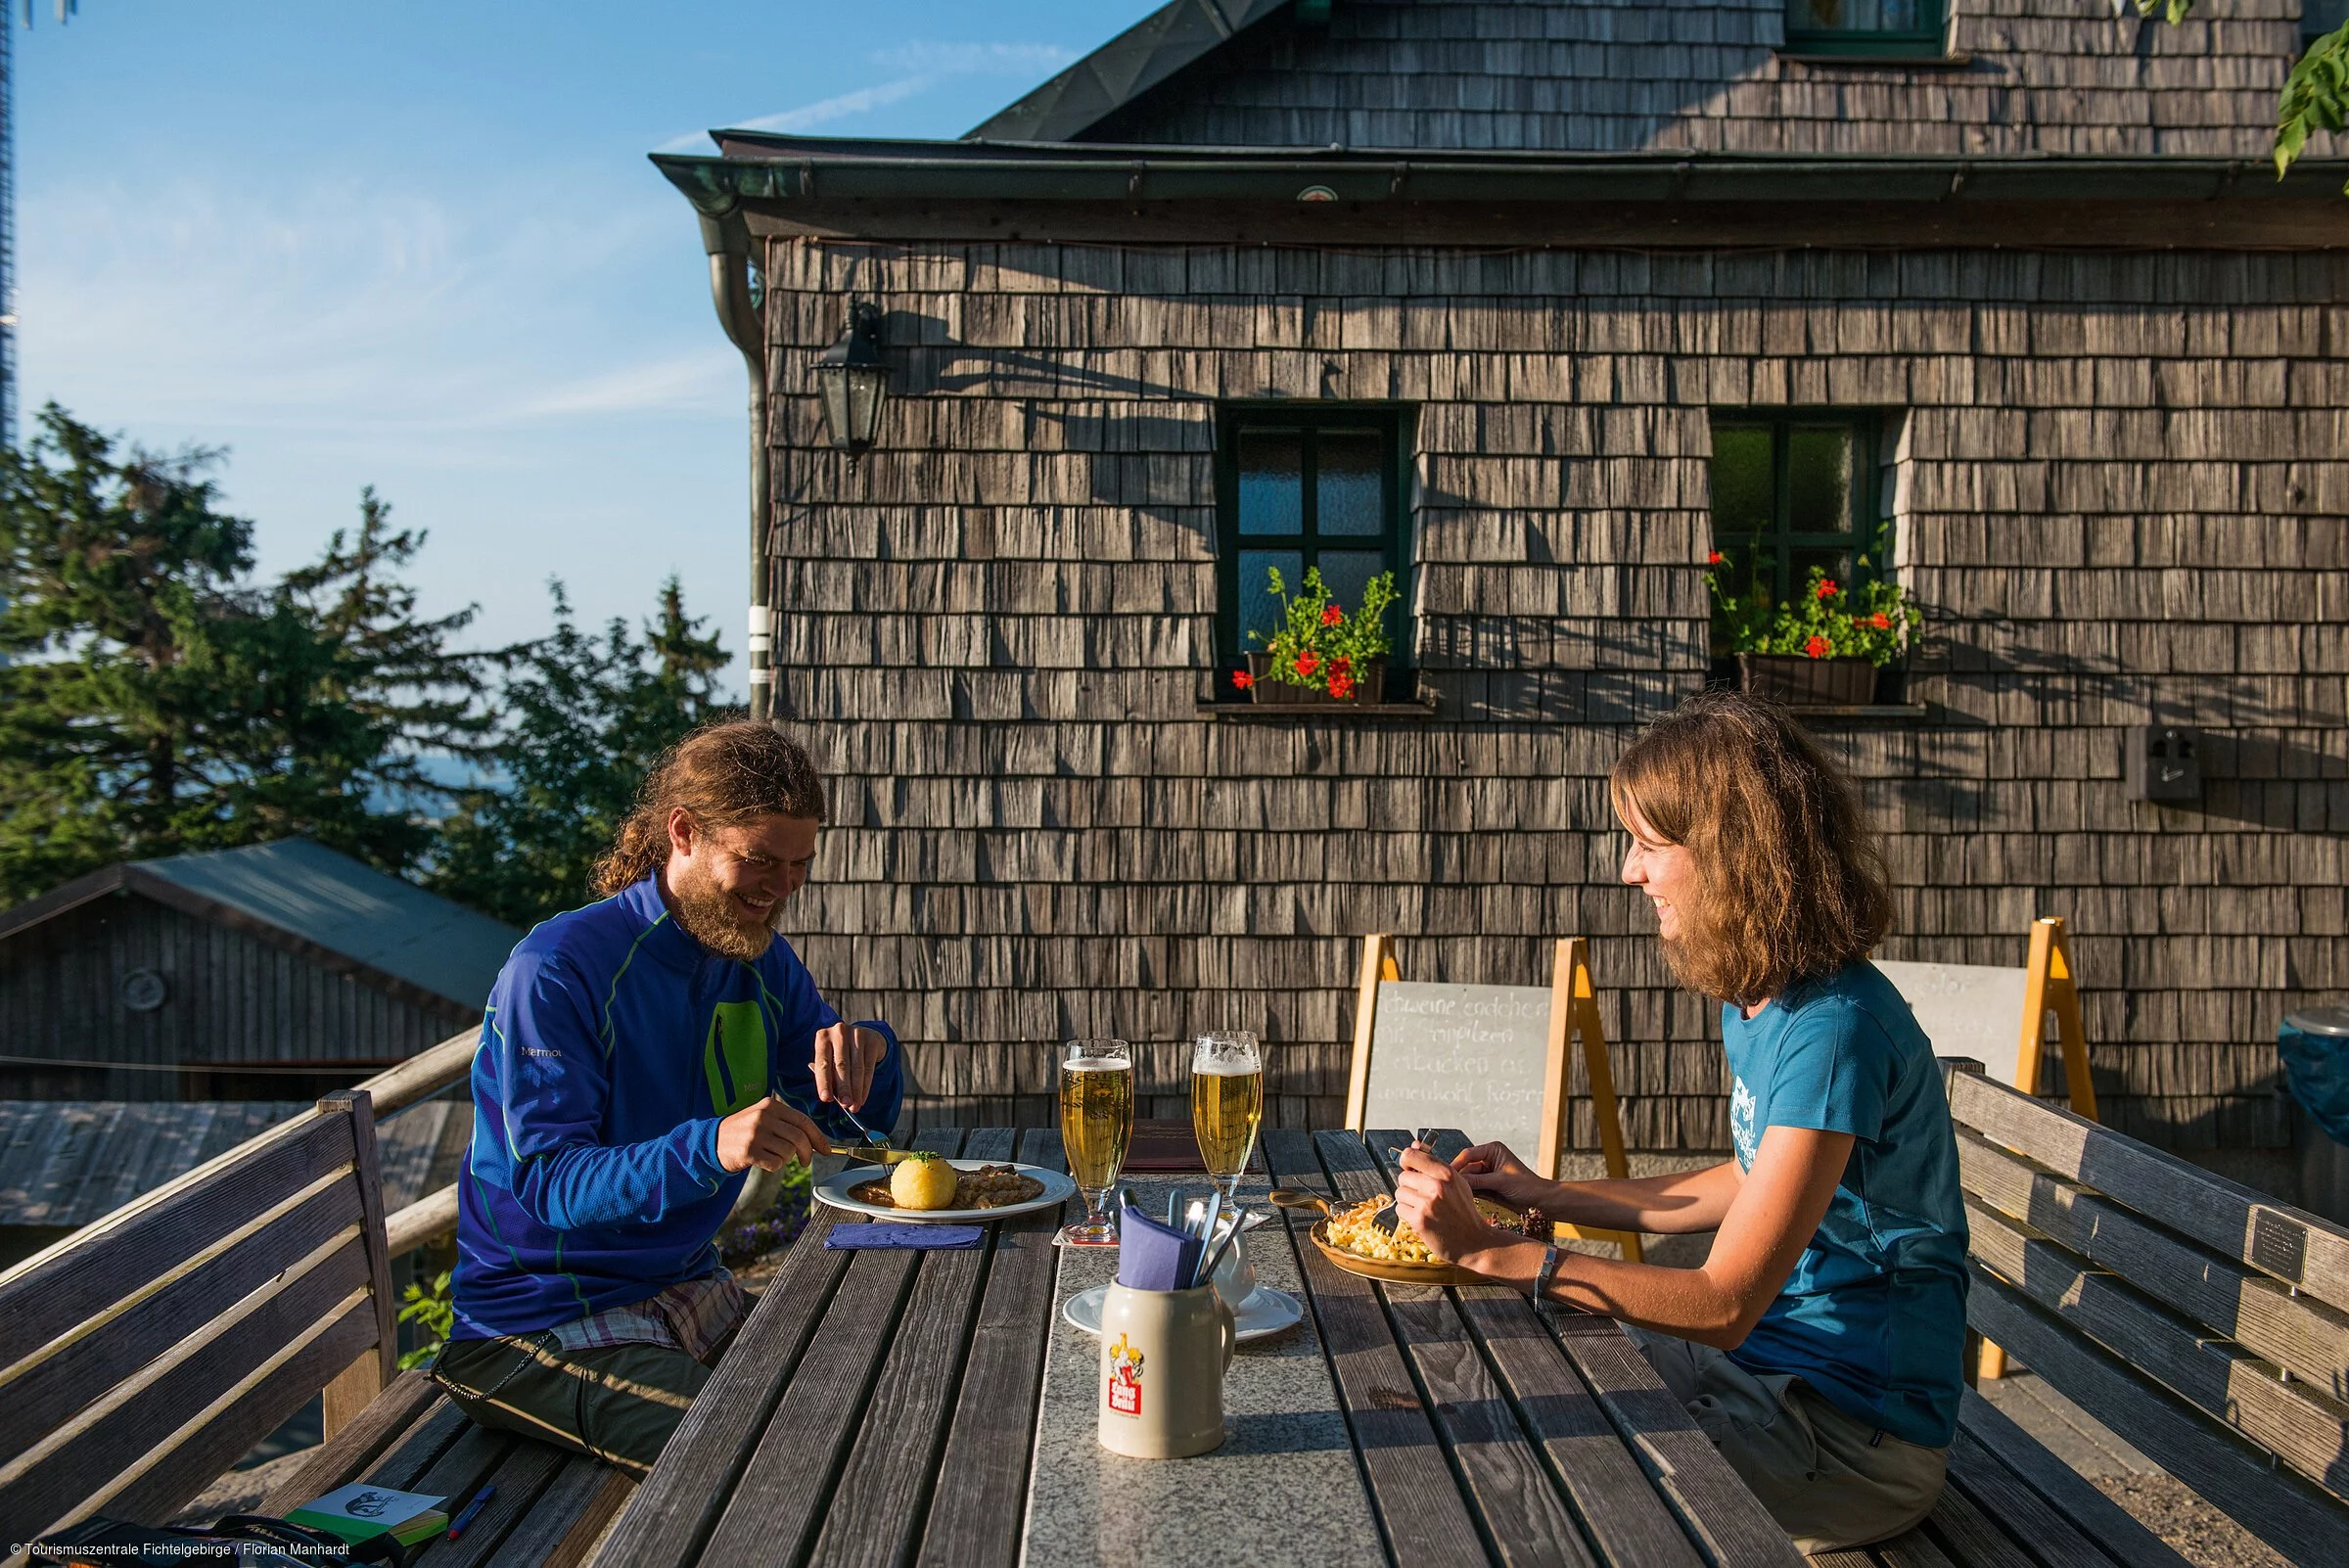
[[826, 1223, 983, 1250], [1116, 1201, 1201, 1290]]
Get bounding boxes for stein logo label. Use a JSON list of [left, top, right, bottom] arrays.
[[1106, 1332, 1144, 1417]]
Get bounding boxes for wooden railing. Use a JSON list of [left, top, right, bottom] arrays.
[[359, 1026, 478, 1259]]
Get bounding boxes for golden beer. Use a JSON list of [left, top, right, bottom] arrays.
[[1059, 1054, 1134, 1196], [1191, 1063, 1264, 1186]]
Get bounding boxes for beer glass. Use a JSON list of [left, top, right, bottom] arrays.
[[1059, 1038, 1133, 1244], [1191, 1031, 1264, 1200]]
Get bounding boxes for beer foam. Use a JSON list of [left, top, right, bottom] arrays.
[[1192, 1059, 1260, 1076], [1065, 1057, 1130, 1072]]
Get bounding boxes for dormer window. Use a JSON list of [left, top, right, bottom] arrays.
[[1783, 0, 1949, 58]]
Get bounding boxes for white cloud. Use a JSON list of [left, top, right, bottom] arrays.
[[655, 38, 1076, 152], [505, 352, 740, 420]]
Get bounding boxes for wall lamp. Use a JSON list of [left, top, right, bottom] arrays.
[[813, 302, 891, 467]]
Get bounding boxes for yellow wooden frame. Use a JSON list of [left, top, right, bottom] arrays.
[[1980, 914, 2096, 1381], [1345, 933, 1643, 1263]]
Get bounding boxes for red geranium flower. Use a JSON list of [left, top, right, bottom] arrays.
[[1294, 651, 1319, 676], [1706, 550, 1724, 566], [1232, 669, 1255, 690], [1330, 655, 1351, 675], [1815, 578, 1839, 601], [1321, 603, 1344, 626], [1870, 611, 1892, 629], [1329, 671, 1357, 699], [1852, 616, 1868, 629], [1804, 635, 1829, 659]]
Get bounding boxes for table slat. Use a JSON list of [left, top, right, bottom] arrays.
[[1371, 1130, 1706, 1568], [1346, 1130, 1601, 1568], [589, 1198, 869, 1566], [1543, 1314, 1803, 1567], [914, 1128, 1067, 1568], [693, 1245, 920, 1566], [807, 1130, 1014, 1568], [1260, 1128, 1488, 1568]]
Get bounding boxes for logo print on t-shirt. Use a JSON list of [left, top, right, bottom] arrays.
[[704, 1001, 768, 1116], [1730, 1077, 1758, 1171]]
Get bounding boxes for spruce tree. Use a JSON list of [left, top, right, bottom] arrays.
[[429, 575, 733, 926]]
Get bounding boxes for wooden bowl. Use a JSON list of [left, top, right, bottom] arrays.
[[1308, 1218, 1489, 1287]]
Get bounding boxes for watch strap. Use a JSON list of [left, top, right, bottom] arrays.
[[1533, 1242, 1563, 1314]]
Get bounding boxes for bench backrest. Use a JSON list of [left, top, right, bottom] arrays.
[[0, 1089, 396, 1559], [1945, 1061, 2349, 1565]]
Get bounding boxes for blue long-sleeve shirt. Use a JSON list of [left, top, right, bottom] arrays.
[[450, 875, 902, 1340]]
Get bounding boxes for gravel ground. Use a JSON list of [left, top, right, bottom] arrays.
[[2090, 1475, 2293, 1568]]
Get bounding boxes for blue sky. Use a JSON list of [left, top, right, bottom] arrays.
[[15, 1, 1158, 692]]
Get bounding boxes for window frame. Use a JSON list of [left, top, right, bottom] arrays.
[[1213, 402, 1414, 683], [1780, 0, 1949, 58], [1707, 409, 1889, 652]]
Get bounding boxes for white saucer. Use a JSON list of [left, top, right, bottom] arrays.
[[1061, 1283, 1304, 1343]]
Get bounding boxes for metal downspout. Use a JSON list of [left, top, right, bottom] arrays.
[[697, 209, 772, 719]]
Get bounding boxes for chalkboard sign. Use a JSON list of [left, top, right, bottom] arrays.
[[1363, 981, 1555, 1158]]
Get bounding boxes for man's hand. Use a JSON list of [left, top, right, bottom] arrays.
[[813, 1023, 886, 1112], [1392, 1146, 1506, 1265], [716, 1096, 828, 1173], [1450, 1140, 1553, 1210]]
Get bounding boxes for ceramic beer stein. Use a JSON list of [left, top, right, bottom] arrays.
[[1096, 1280, 1237, 1458]]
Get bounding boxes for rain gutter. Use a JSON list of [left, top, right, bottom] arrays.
[[693, 207, 774, 720]]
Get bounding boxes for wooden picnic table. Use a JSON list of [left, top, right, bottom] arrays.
[[589, 1126, 1801, 1568]]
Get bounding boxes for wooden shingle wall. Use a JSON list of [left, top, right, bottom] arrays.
[[1086, 0, 2326, 159], [763, 239, 2346, 1151]]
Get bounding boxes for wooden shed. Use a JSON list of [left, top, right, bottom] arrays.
[[657, 0, 2349, 1158], [0, 839, 519, 1101]]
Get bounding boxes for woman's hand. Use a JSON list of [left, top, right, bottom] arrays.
[[1450, 1141, 1551, 1210], [1392, 1146, 1505, 1264]]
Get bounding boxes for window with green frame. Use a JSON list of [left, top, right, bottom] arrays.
[[1216, 405, 1410, 690], [1708, 413, 1885, 657], [1783, 0, 1947, 56]]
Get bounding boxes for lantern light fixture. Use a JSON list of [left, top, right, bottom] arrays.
[[813, 301, 890, 467]]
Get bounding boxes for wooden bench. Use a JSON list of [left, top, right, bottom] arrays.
[[0, 1086, 627, 1567], [1809, 1060, 2349, 1566]]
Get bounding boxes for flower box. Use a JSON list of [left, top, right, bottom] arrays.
[[1737, 653, 1876, 708], [1247, 653, 1386, 705]]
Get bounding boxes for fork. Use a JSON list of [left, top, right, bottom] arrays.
[[1371, 1128, 1437, 1232]]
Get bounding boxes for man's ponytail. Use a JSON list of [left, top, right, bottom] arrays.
[[591, 720, 829, 897]]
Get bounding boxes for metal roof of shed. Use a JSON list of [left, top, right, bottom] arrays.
[[0, 838, 521, 1017], [137, 840, 520, 1013]]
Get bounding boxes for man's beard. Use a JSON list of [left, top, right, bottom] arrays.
[[667, 865, 776, 962]]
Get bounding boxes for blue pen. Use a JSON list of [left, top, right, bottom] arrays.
[[445, 1484, 495, 1541]]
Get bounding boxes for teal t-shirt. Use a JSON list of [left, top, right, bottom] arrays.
[[1722, 961, 1969, 1449]]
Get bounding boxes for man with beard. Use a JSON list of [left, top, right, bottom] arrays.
[[434, 720, 901, 1473]]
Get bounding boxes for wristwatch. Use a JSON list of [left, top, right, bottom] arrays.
[[1532, 1243, 1564, 1315]]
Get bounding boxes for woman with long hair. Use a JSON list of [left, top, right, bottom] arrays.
[[1393, 691, 1968, 1553]]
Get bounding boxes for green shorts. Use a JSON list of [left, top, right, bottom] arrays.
[[432, 1331, 714, 1477], [1627, 1325, 1948, 1554]]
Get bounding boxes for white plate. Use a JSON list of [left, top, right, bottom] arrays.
[[1062, 1283, 1304, 1343], [815, 1160, 1076, 1224]]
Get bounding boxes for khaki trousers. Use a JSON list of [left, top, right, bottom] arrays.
[[1627, 1325, 1948, 1554], [433, 1331, 715, 1477]]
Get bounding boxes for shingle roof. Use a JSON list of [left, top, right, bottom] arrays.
[[967, 0, 2328, 160], [0, 1098, 472, 1227]]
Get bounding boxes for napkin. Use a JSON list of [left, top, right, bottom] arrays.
[[1115, 1201, 1202, 1291], [826, 1223, 984, 1250]]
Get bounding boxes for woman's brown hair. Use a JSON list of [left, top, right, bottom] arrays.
[[592, 719, 829, 896], [1609, 690, 1893, 1006]]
